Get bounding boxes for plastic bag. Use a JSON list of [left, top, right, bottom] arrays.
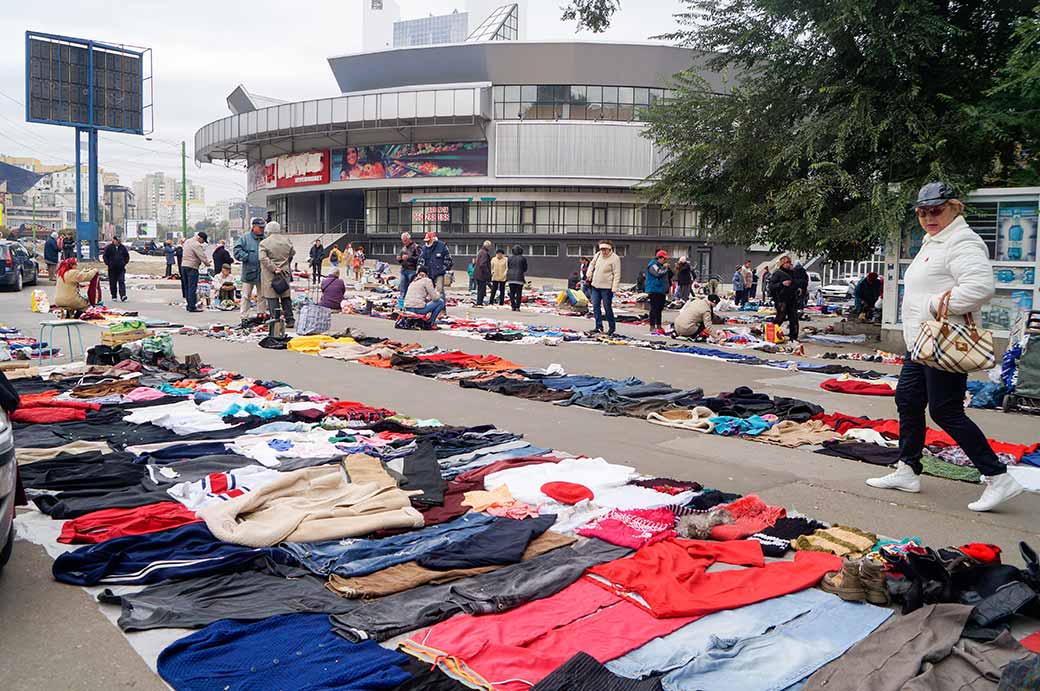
[[31, 289, 50, 313]]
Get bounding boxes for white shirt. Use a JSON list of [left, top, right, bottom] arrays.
[[901, 216, 995, 350], [167, 465, 281, 511]]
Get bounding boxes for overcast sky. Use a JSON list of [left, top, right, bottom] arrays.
[[0, 0, 684, 202]]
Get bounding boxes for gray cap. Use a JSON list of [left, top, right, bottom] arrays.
[[913, 181, 957, 209], [250, 217, 267, 227]]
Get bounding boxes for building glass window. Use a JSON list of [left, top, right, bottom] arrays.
[[492, 84, 686, 122]]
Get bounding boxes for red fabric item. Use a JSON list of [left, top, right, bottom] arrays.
[[405, 545, 840, 690], [18, 390, 60, 405], [709, 495, 786, 540], [58, 502, 200, 544], [586, 538, 842, 617], [577, 507, 675, 548], [1020, 631, 1040, 653], [540, 481, 594, 505], [959, 543, 1002, 564], [323, 400, 395, 422], [820, 378, 896, 397], [10, 407, 88, 424]]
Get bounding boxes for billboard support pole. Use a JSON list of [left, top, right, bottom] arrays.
[[74, 127, 81, 259], [181, 140, 187, 238], [87, 128, 99, 259]]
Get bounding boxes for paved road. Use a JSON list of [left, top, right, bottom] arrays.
[[0, 278, 1036, 689]]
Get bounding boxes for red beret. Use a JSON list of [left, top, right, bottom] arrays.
[[540, 481, 594, 505]]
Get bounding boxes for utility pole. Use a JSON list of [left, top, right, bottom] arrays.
[[32, 196, 36, 248], [181, 140, 188, 237]]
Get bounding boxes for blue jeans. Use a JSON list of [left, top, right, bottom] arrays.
[[412, 298, 444, 323], [590, 287, 615, 332], [607, 588, 892, 691], [278, 513, 496, 577], [398, 269, 416, 307]]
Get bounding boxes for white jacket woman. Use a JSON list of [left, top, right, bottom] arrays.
[[901, 215, 994, 350], [867, 182, 1022, 513]]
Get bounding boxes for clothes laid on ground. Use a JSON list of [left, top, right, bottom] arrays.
[[531, 653, 664, 691], [329, 539, 630, 643], [607, 588, 891, 691], [198, 455, 423, 547], [59, 501, 201, 544], [327, 530, 575, 599], [157, 614, 411, 691], [167, 465, 282, 511], [803, 604, 1034, 690], [98, 556, 358, 631], [414, 514, 555, 570], [52, 522, 284, 586], [821, 377, 897, 396], [748, 515, 829, 557], [577, 508, 676, 549], [708, 495, 786, 540], [793, 525, 879, 558]]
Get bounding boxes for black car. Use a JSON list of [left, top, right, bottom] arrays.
[[131, 239, 159, 255], [0, 240, 40, 291]]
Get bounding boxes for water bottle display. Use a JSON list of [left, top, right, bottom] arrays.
[[996, 204, 1037, 261]]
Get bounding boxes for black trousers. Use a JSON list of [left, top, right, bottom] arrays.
[[508, 283, 523, 310], [164, 261, 174, 278], [475, 280, 489, 305], [774, 299, 799, 339], [648, 292, 666, 328], [490, 281, 506, 305], [108, 267, 126, 299], [896, 359, 1004, 476], [310, 262, 322, 283]]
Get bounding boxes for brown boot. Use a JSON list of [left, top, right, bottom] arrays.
[[820, 559, 866, 601], [859, 558, 890, 605]]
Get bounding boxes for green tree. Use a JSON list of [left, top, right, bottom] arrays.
[[641, 0, 1038, 260], [561, 0, 620, 32]]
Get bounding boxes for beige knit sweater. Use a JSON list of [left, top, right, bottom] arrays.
[[199, 454, 423, 547]]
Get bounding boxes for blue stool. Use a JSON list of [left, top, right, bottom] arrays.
[[37, 319, 86, 366]]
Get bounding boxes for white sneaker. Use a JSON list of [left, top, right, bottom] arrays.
[[866, 461, 921, 493], [968, 473, 1025, 512]]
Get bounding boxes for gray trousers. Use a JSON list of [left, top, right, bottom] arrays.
[[266, 296, 293, 323]]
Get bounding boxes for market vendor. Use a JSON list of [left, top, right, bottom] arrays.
[[319, 268, 347, 310], [853, 272, 882, 321], [673, 294, 721, 341], [53, 258, 98, 316], [403, 266, 445, 323], [213, 265, 237, 303]]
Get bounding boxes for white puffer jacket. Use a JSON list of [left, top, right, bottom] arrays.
[[901, 216, 995, 350]]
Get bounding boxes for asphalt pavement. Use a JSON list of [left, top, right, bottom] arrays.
[[0, 276, 1037, 689]]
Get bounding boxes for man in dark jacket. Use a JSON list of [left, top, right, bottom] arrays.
[[308, 240, 324, 285], [44, 232, 60, 280], [675, 256, 694, 301], [792, 262, 810, 308], [397, 232, 420, 309], [102, 236, 131, 302], [472, 240, 493, 306], [854, 272, 883, 321], [506, 245, 528, 311], [418, 231, 453, 312], [769, 256, 799, 340], [212, 240, 233, 274]]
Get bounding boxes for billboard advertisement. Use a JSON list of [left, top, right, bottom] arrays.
[[331, 142, 488, 180], [26, 31, 146, 134], [125, 219, 157, 239], [995, 202, 1038, 262], [248, 150, 330, 192]]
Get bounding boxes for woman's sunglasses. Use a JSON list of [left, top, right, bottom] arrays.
[[915, 204, 947, 218]]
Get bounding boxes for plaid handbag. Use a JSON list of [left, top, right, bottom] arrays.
[[296, 301, 331, 336], [911, 291, 994, 373]]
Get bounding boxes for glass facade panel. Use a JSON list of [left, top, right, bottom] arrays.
[[492, 84, 672, 122], [398, 91, 416, 118]]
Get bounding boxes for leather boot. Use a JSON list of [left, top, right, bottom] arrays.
[[821, 559, 866, 601], [859, 559, 890, 605]]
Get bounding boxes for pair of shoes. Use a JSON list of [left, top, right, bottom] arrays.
[[968, 473, 1025, 512], [858, 559, 890, 605], [285, 321, 295, 329], [607, 329, 617, 336], [186, 308, 201, 313], [866, 461, 921, 493], [120, 296, 128, 302], [820, 559, 889, 605]]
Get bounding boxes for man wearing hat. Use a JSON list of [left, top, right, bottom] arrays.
[[645, 249, 671, 335], [418, 231, 453, 313], [234, 217, 266, 319], [44, 231, 60, 281], [180, 231, 211, 313], [402, 266, 445, 324]]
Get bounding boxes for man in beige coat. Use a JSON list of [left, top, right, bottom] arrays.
[[674, 294, 720, 340], [259, 221, 296, 327], [180, 232, 211, 312]]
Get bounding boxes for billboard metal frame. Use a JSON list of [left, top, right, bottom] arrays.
[[24, 30, 153, 259]]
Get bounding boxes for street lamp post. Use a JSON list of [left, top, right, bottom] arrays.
[[181, 141, 187, 238]]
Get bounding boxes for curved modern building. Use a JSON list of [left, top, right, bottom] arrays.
[[194, 40, 743, 281]]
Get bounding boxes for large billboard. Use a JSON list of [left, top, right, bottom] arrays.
[[330, 142, 488, 180], [248, 150, 330, 192], [125, 219, 157, 239], [26, 31, 148, 134]]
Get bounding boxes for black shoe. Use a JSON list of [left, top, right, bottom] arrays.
[[607, 329, 617, 336]]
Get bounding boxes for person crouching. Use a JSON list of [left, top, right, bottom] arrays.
[[403, 266, 445, 324]]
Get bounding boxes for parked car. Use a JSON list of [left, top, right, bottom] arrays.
[[0, 393, 15, 572], [131, 239, 159, 255], [0, 240, 40, 291], [807, 271, 822, 301], [821, 276, 861, 301]]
